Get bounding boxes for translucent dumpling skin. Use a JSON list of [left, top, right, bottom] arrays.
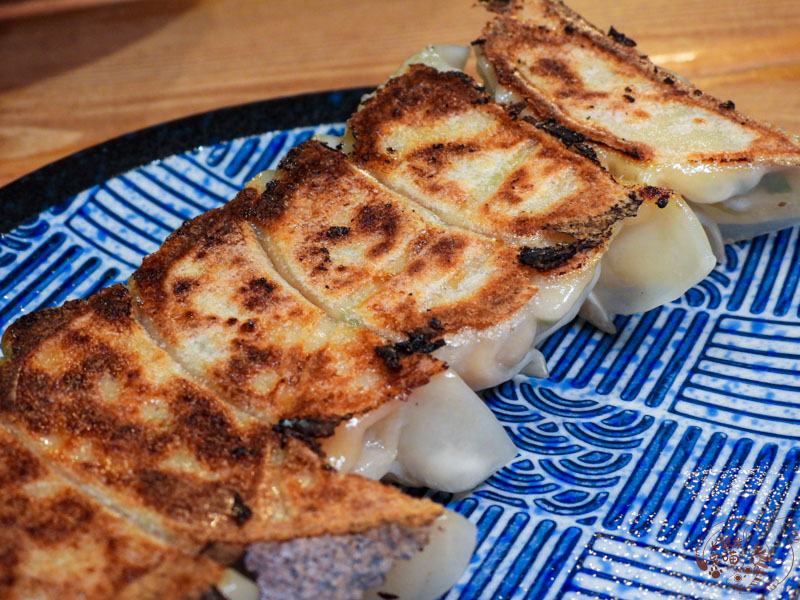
[[322, 371, 517, 493], [592, 196, 716, 315]]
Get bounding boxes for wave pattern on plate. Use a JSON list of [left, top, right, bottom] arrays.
[[1, 121, 800, 599]]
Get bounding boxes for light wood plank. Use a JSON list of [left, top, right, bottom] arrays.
[[1, 0, 798, 187]]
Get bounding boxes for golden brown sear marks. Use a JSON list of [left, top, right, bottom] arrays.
[[0, 426, 222, 600], [348, 65, 639, 260], [479, 0, 800, 165], [0, 285, 441, 551], [131, 201, 442, 424], [243, 141, 538, 338]]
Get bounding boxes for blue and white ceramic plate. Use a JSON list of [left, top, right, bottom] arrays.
[[2, 91, 800, 600]]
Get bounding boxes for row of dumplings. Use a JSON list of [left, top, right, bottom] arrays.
[[3, 2, 799, 598]]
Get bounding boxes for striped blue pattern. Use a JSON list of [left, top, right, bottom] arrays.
[[2, 121, 800, 599]]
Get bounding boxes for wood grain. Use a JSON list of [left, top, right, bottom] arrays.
[[0, 0, 141, 21], [1, 0, 799, 187]]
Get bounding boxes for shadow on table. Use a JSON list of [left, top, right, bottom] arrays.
[[0, 0, 198, 92]]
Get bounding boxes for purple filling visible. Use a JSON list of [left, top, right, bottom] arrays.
[[244, 524, 427, 600]]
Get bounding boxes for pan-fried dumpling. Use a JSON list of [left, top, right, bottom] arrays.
[[346, 61, 606, 332], [0, 425, 224, 600], [244, 141, 546, 390], [0, 285, 475, 599], [131, 201, 515, 493], [342, 47, 715, 326], [476, 0, 800, 244]]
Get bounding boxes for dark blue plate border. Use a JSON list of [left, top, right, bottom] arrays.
[[0, 87, 371, 233]]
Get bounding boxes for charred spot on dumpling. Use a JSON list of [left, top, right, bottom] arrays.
[[91, 285, 133, 324], [239, 277, 277, 311], [230, 493, 252, 525], [275, 417, 340, 440], [507, 101, 527, 120], [531, 57, 581, 86], [356, 203, 399, 237], [607, 26, 637, 47], [254, 180, 289, 222], [256, 142, 353, 223], [427, 317, 443, 331], [355, 203, 402, 258], [573, 142, 599, 162], [374, 326, 446, 371], [194, 219, 239, 260], [132, 469, 243, 523], [410, 143, 454, 168], [0, 441, 42, 487], [564, 191, 641, 238], [374, 345, 403, 371], [167, 381, 268, 466], [64, 329, 92, 348], [518, 238, 599, 272], [238, 319, 257, 333], [230, 446, 251, 459], [59, 345, 127, 393], [495, 167, 534, 205], [273, 417, 342, 454], [24, 493, 95, 545], [528, 118, 587, 148], [172, 278, 199, 296], [310, 247, 332, 273], [399, 326, 447, 355], [324, 226, 351, 239], [636, 185, 672, 208], [225, 341, 282, 387], [429, 235, 467, 265]]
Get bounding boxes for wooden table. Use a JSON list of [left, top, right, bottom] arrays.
[[1, 0, 799, 188]]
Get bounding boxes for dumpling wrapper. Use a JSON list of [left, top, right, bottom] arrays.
[[476, 0, 800, 243], [345, 46, 714, 325], [0, 425, 223, 600], [0, 286, 462, 597], [131, 200, 515, 493], [346, 60, 610, 332], [243, 141, 544, 391], [0, 284, 447, 542]]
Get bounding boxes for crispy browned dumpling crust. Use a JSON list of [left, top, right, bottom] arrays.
[[0, 286, 441, 554], [242, 140, 538, 336], [349, 64, 639, 261], [479, 0, 800, 165], [0, 426, 222, 600], [131, 199, 443, 424]]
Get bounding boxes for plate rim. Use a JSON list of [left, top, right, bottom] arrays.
[[0, 86, 371, 234]]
